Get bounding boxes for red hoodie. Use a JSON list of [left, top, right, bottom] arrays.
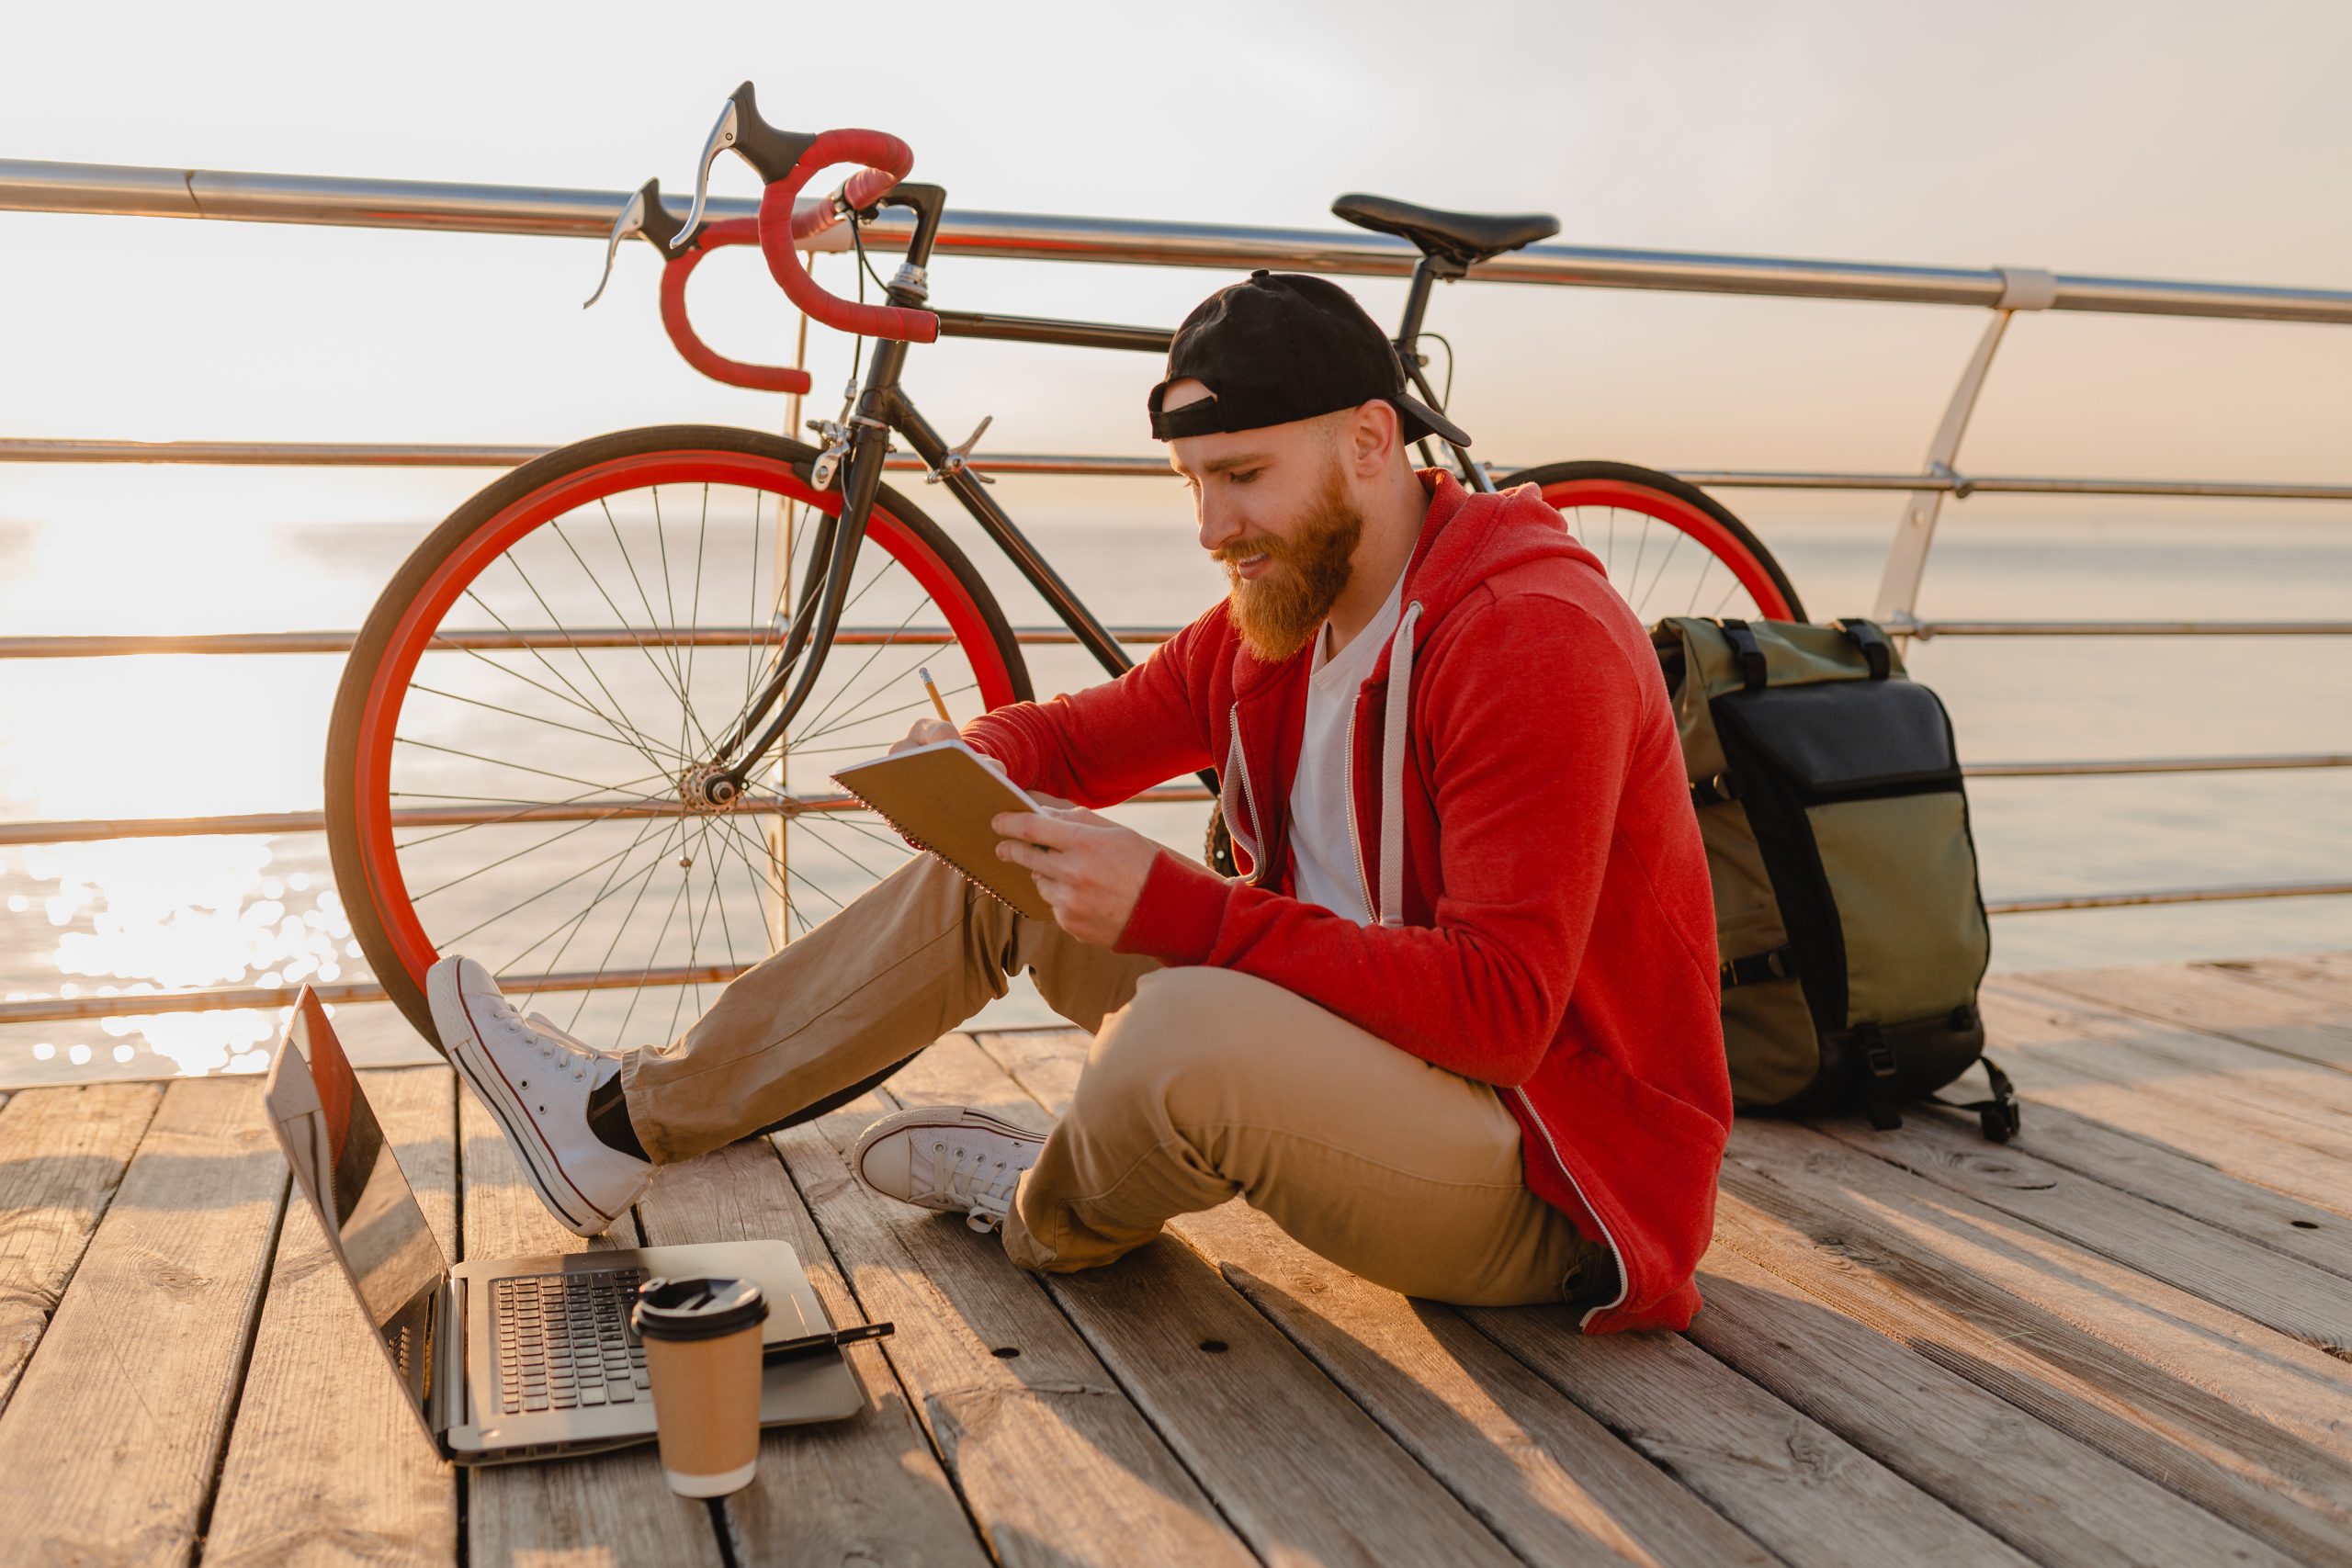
[[963, 470, 1729, 1332]]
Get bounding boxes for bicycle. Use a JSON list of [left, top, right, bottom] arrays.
[[326, 81, 1804, 1052]]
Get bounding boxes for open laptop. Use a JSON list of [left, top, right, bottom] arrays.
[[264, 986, 865, 1464]]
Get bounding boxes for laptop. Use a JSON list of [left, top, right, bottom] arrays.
[[264, 987, 865, 1464]]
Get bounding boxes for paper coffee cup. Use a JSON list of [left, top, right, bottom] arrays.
[[632, 1276, 771, 1497]]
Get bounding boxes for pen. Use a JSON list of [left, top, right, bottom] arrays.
[[919, 667, 953, 725], [762, 1320, 896, 1364]]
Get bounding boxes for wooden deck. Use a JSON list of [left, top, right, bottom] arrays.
[[3, 951, 2350, 1567]]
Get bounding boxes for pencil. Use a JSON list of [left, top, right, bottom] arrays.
[[919, 667, 953, 725]]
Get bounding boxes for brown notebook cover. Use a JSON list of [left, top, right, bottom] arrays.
[[830, 740, 1055, 921]]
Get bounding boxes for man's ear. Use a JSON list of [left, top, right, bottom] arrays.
[[1346, 399, 1405, 477]]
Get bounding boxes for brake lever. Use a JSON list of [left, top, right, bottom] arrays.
[[673, 95, 742, 252], [582, 178, 692, 308]]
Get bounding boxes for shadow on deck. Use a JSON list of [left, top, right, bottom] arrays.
[[1, 951, 2348, 1565]]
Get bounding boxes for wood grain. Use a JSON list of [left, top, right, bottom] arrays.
[[633, 1134, 989, 1568], [896, 1035, 1521, 1568], [2025, 958, 2352, 1073], [1718, 1118, 2352, 1560], [457, 1089, 724, 1568], [0, 1077, 288, 1568], [976, 1026, 1779, 1568], [204, 1066, 459, 1568], [777, 1066, 1257, 1568], [0, 1081, 163, 1411], [1977, 984, 2352, 1219], [1807, 1100, 2352, 1355], [1692, 1242, 2290, 1566]]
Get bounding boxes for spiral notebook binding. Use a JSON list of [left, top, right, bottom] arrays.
[[835, 786, 1032, 918]]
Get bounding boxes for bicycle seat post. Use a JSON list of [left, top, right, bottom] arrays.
[[1390, 254, 1491, 492]]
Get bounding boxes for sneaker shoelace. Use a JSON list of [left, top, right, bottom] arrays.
[[919, 1138, 1027, 1232], [522, 1010, 596, 1083]]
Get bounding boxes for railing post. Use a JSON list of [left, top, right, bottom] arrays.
[[1872, 267, 2057, 631]]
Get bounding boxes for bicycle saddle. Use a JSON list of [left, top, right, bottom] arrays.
[[1330, 194, 1560, 272]]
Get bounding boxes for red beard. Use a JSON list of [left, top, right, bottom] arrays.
[[1215, 465, 1365, 662]]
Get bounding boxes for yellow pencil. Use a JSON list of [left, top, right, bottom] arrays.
[[919, 667, 953, 725]]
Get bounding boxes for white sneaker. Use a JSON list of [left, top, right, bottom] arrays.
[[428, 954, 650, 1238], [851, 1106, 1046, 1233]]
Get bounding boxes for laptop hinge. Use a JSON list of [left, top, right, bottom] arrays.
[[428, 1275, 463, 1438]]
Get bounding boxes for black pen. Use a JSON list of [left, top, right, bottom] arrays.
[[761, 1320, 895, 1364]]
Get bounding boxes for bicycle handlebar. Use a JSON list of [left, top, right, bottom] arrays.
[[673, 84, 938, 345], [758, 129, 938, 344], [662, 218, 812, 394]]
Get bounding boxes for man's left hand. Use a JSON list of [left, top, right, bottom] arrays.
[[993, 805, 1161, 946]]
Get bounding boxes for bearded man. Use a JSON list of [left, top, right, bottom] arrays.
[[431, 271, 1731, 1332]]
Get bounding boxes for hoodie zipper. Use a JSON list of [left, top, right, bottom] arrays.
[[1511, 1085, 1631, 1327], [1226, 704, 1267, 882]]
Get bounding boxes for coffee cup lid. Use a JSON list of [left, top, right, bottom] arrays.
[[632, 1276, 771, 1341]]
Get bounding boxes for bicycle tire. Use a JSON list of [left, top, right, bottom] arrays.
[[1507, 459, 1805, 623], [326, 423, 1032, 1051]]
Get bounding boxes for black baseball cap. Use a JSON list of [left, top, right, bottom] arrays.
[[1148, 270, 1472, 448]]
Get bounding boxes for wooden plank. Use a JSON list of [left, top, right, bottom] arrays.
[[633, 1134, 990, 1568], [1978, 985, 2352, 1220], [1690, 1241, 2294, 1567], [888, 1036, 1523, 1568], [204, 1066, 460, 1568], [1989, 977, 2352, 1139], [0, 1077, 288, 1567], [0, 1081, 163, 1411], [1806, 1102, 2352, 1356], [1899, 1097, 2352, 1285], [458, 1089, 725, 1568], [2027, 958, 2352, 1073], [777, 1071, 1256, 1568], [1717, 1118, 2352, 1561], [973, 1027, 1781, 1568]]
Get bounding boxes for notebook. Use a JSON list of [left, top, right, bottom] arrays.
[[831, 739, 1055, 920]]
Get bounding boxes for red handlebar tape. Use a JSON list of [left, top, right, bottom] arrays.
[[759, 129, 939, 344], [660, 219, 813, 394]]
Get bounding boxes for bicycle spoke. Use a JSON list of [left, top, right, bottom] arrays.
[[613, 863, 695, 1043], [435, 630, 679, 768], [1634, 523, 1688, 615], [795, 681, 978, 750], [599, 494, 695, 703], [548, 514, 719, 758], [408, 807, 630, 904], [396, 734, 660, 797], [480, 562, 683, 777], [454, 812, 682, 954], [569, 815, 687, 1035], [497, 810, 679, 981], [407, 681, 691, 763]]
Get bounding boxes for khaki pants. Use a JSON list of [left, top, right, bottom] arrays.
[[618, 843, 1603, 1307]]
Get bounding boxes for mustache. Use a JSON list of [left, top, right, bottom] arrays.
[[1212, 536, 1283, 567]]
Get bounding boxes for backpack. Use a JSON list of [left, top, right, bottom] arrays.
[[1651, 615, 2018, 1141]]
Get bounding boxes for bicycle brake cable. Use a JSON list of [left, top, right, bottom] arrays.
[[1421, 330, 1459, 412]]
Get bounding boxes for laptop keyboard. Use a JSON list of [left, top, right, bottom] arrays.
[[492, 1267, 650, 1416]]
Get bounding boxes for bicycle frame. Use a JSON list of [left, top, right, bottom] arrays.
[[699, 182, 1489, 802]]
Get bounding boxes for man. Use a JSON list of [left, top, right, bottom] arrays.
[[432, 270, 1730, 1332]]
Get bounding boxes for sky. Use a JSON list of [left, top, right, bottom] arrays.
[[3, 0, 2348, 546]]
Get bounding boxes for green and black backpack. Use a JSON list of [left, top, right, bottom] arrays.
[[1653, 615, 2018, 1141]]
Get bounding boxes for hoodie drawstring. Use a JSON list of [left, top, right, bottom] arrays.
[[1378, 602, 1422, 928]]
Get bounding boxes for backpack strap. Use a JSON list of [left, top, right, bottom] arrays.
[[1835, 617, 1894, 680], [1718, 944, 1793, 989], [1717, 618, 1769, 691], [1851, 1021, 1905, 1131], [1926, 1056, 2023, 1144], [1689, 771, 1741, 808]]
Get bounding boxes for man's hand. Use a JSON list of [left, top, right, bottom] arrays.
[[993, 804, 1160, 947], [888, 715, 1011, 780]]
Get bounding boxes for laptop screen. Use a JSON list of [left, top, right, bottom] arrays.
[[266, 987, 447, 1427]]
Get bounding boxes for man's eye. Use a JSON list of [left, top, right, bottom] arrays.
[[1227, 468, 1261, 486]]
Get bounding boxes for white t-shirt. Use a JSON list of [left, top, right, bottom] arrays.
[[1287, 570, 1407, 924]]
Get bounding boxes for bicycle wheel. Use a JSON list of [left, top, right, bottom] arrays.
[[1508, 460, 1804, 623], [326, 424, 1032, 1052]]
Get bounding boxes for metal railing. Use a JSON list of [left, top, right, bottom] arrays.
[[3, 158, 2348, 1030]]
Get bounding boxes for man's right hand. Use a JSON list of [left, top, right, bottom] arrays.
[[891, 718, 1012, 782]]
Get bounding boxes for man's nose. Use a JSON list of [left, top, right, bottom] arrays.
[[1197, 499, 1244, 555]]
